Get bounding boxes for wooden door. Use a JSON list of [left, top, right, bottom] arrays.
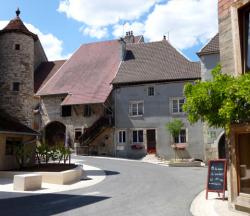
[[147, 129, 156, 154]]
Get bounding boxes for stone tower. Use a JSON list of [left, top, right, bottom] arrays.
[[0, 9, 38, 128]]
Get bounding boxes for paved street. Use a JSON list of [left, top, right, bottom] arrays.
[[0, 156, 206, 216]]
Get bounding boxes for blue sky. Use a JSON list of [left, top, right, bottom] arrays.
[[0, 0, 218, 61]]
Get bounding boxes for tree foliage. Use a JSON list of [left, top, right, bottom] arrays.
[[183, 64, 250, 133], [165, 119, 184, 139]]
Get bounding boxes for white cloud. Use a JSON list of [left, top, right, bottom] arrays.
[[144, 0, 218, 50], [58, 0, 218, 51], [58, 0, 160, 27], [80, 26, 108, 39], [112, 22, 145, 38], [0, 21, 70, 60]]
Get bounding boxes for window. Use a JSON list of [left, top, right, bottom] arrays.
[[61, 105, 71, 117], [118, 130, 126, 143], [129, 101, 144, 116], [15, 44, 20, 50], [171, 98, 185, 113], [133, 130, 143, 143], [105, 107, 112, 115], [148, 86, 155, 96], [84, 105, 91, 117], [174, 129, 186, 143], [12, 82, 20, 91], [74, 128, 82, 141], [239, 3, 250, 72], [5, 138, 21, 155]]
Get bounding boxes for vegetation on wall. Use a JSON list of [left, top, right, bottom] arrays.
[[183, 64, 250, 133]]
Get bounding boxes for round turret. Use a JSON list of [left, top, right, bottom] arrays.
[[0, 9, 37, 127]]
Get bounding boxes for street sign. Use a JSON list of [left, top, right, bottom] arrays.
[[206, 159, 227, 200]]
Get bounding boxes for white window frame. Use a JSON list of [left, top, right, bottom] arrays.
[[174, 129, 187, 144], [148, 86, 155, 96], [118, 130, 126, 144], [132, 130, 144, 144], [129, 101, 144, 117], [171, 97, 185, 114]]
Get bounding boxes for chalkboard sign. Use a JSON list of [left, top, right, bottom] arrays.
[[206, 159, 227, 200]]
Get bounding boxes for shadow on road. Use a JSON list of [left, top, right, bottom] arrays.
[[0, 193, 110, 216], [86, 170, 120, 176]]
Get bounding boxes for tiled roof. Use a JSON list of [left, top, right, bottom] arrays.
[[0, 110, 39, 135], [36, 40, 121, 105], [34, 60, 66, 93], [0, 16, 38, 40], [197, 33, 219, 56], [112, 40, 200, 84]]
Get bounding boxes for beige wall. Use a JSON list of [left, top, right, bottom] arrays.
[[0, 133, 36, 170], [40, 95, 106, 145]]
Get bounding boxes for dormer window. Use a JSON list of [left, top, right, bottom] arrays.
[[12, 82, 20, 91], [14, 44, 20, 50]]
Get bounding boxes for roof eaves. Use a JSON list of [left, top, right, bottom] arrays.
[[112, 77, 201, 86], [197, 50, 220, 57], [0, 131, 39, 136]]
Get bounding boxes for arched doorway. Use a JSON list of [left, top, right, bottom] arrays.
[[218, 133, 226, 159], [45, 121, 66, 146]]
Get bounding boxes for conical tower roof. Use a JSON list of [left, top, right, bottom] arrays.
[[0, 8, 38, 40]]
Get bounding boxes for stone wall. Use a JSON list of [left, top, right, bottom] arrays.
[[0, 32, 36, 127], [40, 95, 106, 145], [219, 0, 250, 76], [114, 82, 204, 160], [34, 39, 47, 70]]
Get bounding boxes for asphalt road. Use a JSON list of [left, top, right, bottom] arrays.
[[0, 156, 207, 216]]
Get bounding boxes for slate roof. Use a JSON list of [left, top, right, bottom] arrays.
[[0, 111, 39, 135], [112, 40, 200, 85], [36, 40, 121, 105], [0, 13, 38, 40], [197, 33, 219, 56], [34, 60, 66, 93]]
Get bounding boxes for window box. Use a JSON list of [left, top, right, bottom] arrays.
[[171, 143, 188, 149], [131, 144, 144, 150]]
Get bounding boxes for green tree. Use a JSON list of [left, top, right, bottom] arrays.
[[183, 64, 250, 134], [166, 119, 184, 139], [166, 119, 184, 160]]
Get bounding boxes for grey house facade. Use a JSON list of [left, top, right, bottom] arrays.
[[197, 34, 225, 161], [112, 39, 204, 160]]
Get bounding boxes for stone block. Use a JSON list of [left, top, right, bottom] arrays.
[[13, 174, 42, 191]]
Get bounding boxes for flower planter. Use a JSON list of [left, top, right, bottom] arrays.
[[131, 144, 144, 150], [171, 143, 187, 150]]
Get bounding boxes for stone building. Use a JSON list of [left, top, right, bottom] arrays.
[[0, 9, 47, 128], [0, 10, 42, 170], [218, 0, 250, 213], [112, 39, 204, 160], [35, 33, 144, 156], [197, 34, 225, 161]]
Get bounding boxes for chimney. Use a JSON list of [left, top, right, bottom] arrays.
[[124, 30, 135, 43], [118, 37, 126, 61]]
